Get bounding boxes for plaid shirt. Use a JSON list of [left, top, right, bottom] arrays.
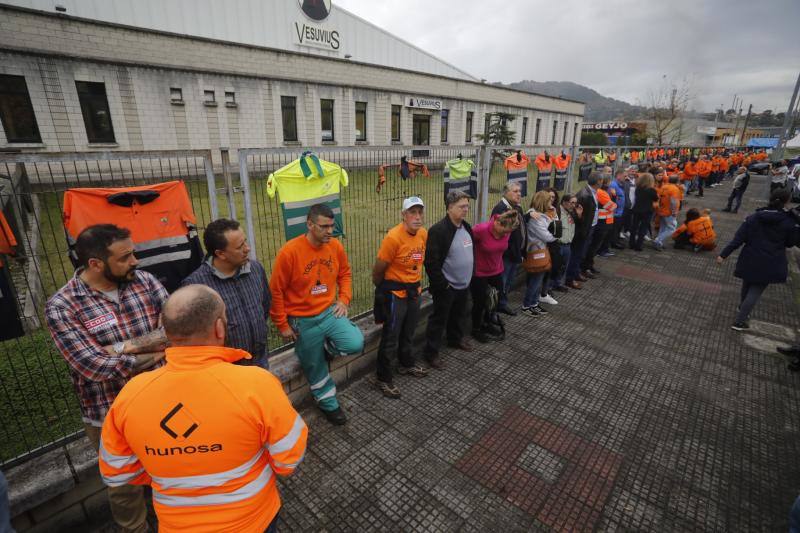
[[45, 269, 168, 426], [181, 258, 271, 359]]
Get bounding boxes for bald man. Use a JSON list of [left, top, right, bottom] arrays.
[[99, 285, 307, 533]]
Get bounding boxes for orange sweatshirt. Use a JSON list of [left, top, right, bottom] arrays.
[[269, 235, 352, 330]]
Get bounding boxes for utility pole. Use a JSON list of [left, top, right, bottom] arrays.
[[775, 70, 800, 160], [732, 106, 743, 145], [740, 104, 753, 144]]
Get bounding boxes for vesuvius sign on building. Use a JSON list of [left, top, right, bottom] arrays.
[[293, 0, 341, 51]]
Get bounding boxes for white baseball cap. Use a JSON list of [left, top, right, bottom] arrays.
[[402, 196, 424, 211]]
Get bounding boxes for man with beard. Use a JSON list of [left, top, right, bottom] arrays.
[[46, 224, 169, 533]]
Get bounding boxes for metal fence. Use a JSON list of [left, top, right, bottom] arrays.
[[0, 142, 756, 467]]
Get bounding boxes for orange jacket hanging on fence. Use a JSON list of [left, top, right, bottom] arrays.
[[62, 181, 203, 292], [0, 210, 17, 267], [376, 159, 430, 193], [534, 153, 554, 175], [98, 345, 308, 533]]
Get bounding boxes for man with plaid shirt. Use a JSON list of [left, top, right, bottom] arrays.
[[46, 224, 168, 533]]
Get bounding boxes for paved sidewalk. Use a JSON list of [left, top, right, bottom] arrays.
[[278, 174, 800, 532]]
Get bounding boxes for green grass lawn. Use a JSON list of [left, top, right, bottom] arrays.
[[0, 155, 587, 464]]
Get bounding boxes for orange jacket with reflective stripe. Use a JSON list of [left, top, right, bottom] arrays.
[[553, 154, 571, 172], [0, 211, 16, 267], [673, 216, 716, 248], [99, 346, 308, 533], [534, 153, 553, 174], [596, 188, 616, 224]]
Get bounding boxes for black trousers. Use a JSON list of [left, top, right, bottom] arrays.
[[582, 224, 606, 271], [423, 286, 469, 360], [469, 274, 502, 332], [629, 212, 652, 250], [611, 218, 625, 247], [376, 294, 421, 383], [673, 231, 692, 249]]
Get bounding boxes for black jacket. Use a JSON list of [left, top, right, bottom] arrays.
[[575, 185, 598, 238], [720, 208, 799, 284], [491, 199, 525, 263], [424, 215, 474, 293]]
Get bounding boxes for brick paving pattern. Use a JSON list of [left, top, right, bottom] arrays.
[[275, 175, 800, 531]]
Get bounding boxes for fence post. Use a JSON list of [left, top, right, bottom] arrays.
[[476, 145, 491, 224], [203, 151, 219, 220], [237, 149, 258, 261], [220, 148, 236, 219]]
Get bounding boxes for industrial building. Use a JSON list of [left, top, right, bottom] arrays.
[[0, 0, 584, 162]]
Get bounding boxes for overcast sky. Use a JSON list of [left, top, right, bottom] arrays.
[[336, 0, 799, 114]]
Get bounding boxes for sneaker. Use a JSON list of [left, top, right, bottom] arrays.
[[531, 305, 549, 315], [693, 244, 703, 253], [539, 294, 558, 305], [521, 306, 541, 317], [731, 322, 750, 331], [598, 251, 615, 257], [375, 379, 401, 399], [643, 235, 653, 242], [397, 364, 429, 377], [653, 242, 663, 251]]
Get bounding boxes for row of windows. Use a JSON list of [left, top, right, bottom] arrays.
[[0, 73, 579, 146]]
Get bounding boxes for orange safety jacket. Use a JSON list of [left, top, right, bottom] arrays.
[[696, 160, 712, 178], [504, 152, 531, 196], [62, 181, 202, 292], [657, 183, 682, 217], [553, 153, 571, 174], [596, 188, 616, 224], [376, 160, 430, 193], [682, 161, 697, 181], [0, 210, 17, 267], [711, 157, 722, 173], [99, 346, 308, 533], [534, 153, 554, 176], [630, 151, 640, 163], [720, 158, 730, 173], [673, 216, 716, 249]]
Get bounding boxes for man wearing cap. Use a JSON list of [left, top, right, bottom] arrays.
[[371, 197, 429, 398]]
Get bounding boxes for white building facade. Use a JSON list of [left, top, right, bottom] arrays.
[[0, 1, 585, 159]]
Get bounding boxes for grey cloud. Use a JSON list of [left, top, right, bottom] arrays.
[[336, 0, 800, 112]]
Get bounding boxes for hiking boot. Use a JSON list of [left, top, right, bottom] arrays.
[[321, 406, 347, 425], [397, 364, 429, 377], [731, 322, 750, 332], [375, 379, 402, 399]]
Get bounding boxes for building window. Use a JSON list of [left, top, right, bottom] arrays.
[[321, 99, 335, 141], [75, 81, 115, 143], [355, 101, 367, 142], [281, 96, 298, 142], [484, 114, 491, 138], [412, 114, 430, 145], [204, 90, 215, 103], [225, 91, 236, 104], [551, 120, 558, 145], [465, 111, 473, 143], [534, 118, 541, 144], [521, 117, 528, 144], [391, 104, 401, 142], [170, 87, 183, 103], [573, 122, 579, 145], [440, 109, 449, 143], [562, 121, 568, 145], [0, 74, 41, 143]]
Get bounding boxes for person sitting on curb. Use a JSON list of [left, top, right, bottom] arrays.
[[269, 204, 364, 425], [371, 196, 429, 399], [672, 208, 717, 252]]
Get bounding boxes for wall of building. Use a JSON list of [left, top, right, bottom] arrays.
[[0, 6, 583, 159]]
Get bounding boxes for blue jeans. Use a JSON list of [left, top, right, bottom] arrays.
[[655, 215, 676, 245], [552, 244, 571, 288], [566, 225, 595, 281], [499, 257, 520, 308], [523, 272, 546, 308]]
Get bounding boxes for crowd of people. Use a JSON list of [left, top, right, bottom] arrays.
[[31, 144, 800, 532]]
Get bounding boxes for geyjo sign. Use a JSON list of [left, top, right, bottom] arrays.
[[405, 97, 442, 110], [582, 122, 629, 131], [294, 0, 340, 51]]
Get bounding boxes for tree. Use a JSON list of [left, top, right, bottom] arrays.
[[476, 112, 517, 146], [630, 132, 648, 146], [580, 131, 607, 146], [639, 76, 694, 144]]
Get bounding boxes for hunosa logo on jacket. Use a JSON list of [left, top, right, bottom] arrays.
[[146, 402, 223, 456]]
